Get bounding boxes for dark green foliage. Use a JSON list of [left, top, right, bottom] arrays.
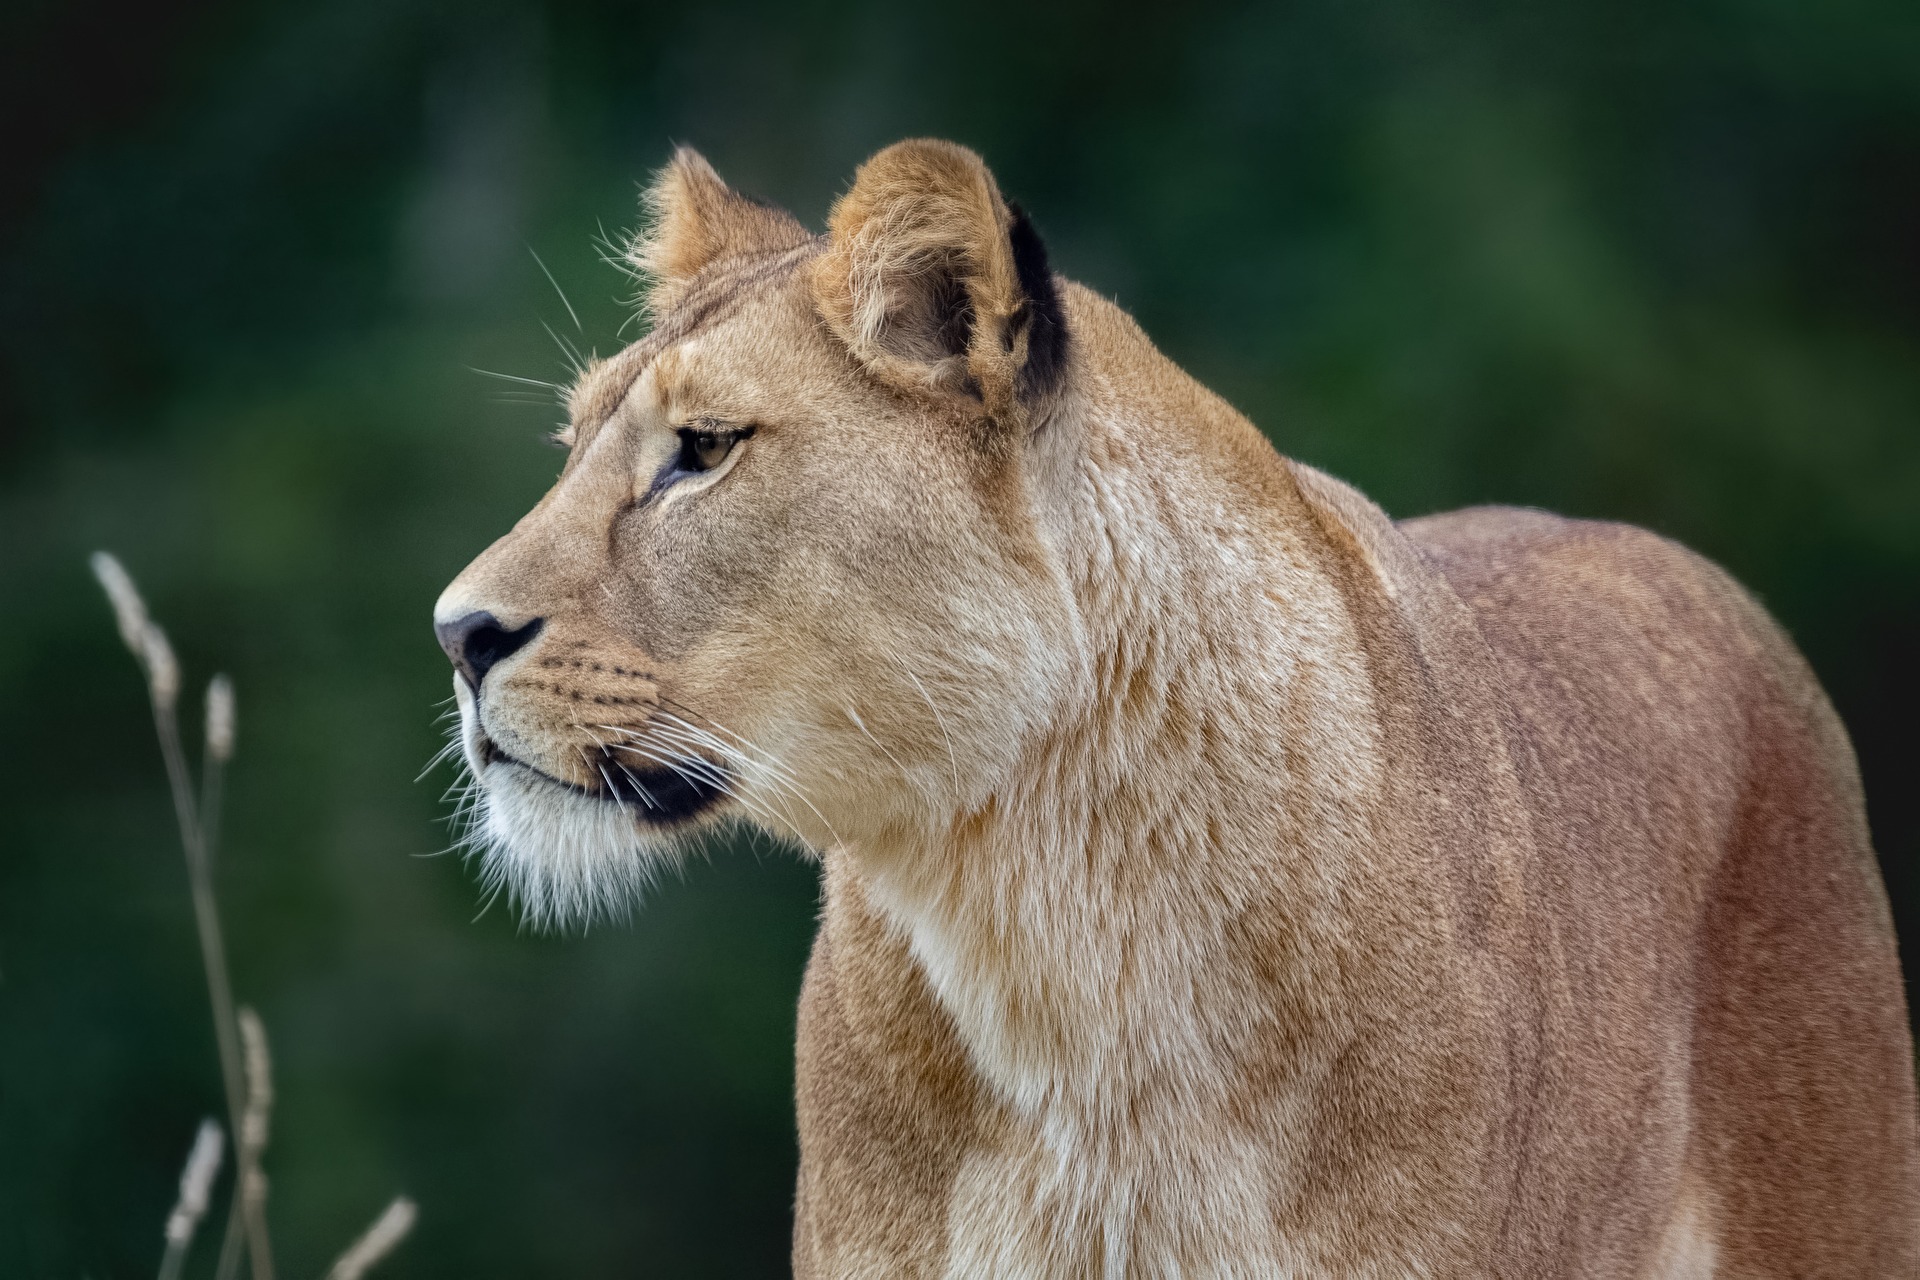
[[2, 0, 1916, 1273]]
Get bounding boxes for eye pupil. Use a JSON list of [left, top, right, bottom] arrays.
[[682, 429, 736, 472]]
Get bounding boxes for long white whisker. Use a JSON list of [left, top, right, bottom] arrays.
[[415, 737, 465, 783], [591, 760, 633, 815], [632, 721, 771, 789], [652, 699, 773, 760], [610, 759, 661, 809], [606, 736, 796, 839], [607, 738, 777, 829], [468, 366, 563, 392], [527, 245, 583, 333], [470, 871, 508, 924], [645, 722, 771, 785], [541, 320, 585, 378], [606, 740, 729, 792], [651, 708, 801, 788], [576, 728, 660, 810], [898, 665, 961, 795], [639, 720, 845, 851]]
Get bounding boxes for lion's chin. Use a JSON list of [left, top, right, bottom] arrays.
[[462, 760, 691, 931], [446, 675, 737, 928]]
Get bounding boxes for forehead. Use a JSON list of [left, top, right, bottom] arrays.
[[567, 244, 822, 430]]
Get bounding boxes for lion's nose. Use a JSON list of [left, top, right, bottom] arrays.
[[435, 611, 544, 689]]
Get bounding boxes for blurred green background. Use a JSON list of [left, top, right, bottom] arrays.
[[3, 0, 1917, 1273]]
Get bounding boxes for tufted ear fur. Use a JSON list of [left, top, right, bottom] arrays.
[[811, 139, 1070, 427], [627, 147, 812, 315]]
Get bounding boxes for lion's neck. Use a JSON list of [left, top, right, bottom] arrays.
[[853, 366, 1389, 1132]]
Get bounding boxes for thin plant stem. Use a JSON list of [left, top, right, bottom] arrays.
[[214, 1199, 247, 1280], [94, 560, 286, 1280], [153, 696, 269, 1280], [323, 1198, 418, 1280], [157, 1118, 224, 1280], [201, 752, 226, 869], [236, 1008, 275, 1280], [152, 699, 247, 1155], [101, 558, 404, 1280], [158, 1236, 190, 1280]]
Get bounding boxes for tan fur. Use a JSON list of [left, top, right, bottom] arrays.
[[629, 146, 812, 315], [812, 139, 1046, 424], [435, 140, 1920, 1276]]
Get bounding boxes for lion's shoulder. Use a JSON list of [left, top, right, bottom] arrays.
[[1399, 504, 1805, 868], [1399, 505, 1771, 670]]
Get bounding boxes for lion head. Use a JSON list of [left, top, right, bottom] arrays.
[[434, 140, 1080, 925]]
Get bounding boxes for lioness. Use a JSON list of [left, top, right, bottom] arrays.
[[434, 140, 1919, 1276]]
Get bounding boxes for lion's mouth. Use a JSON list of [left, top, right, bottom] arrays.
[[579, 745, 730, 824], [475, 724, 730, 827]]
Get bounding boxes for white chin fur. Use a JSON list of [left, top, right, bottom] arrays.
[[464, 761, 686, 930], [448, 680, 684, 931]]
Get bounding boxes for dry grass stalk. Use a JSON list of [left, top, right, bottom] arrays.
[[92, 559, 248, 1105], [90, 550, 149, 655], [206, 675, 237, 762], [91, 553, 262, 1277], [143, 623, 181, 709], [323, 1198, 419, 1280], [210, 733, 273, 1280], [98, 552, 418, 1280], [235, 1007, 276, 1280], [203, 674, 236, 867], [158, 1118, 225, 1280]]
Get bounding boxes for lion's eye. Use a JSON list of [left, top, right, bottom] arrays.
[[676, 427, 748, 473]]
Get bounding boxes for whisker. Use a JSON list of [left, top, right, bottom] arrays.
[[594, 218, 645, 284], [842, 702, 912, 779], [640, 719, 845, 851], [576, 728, 660, 811], [585, 752, 629, 815], [610, 759, 661, 810], [613, 722, 756, 791], [598, 763, 640, 811], [470, 874, 507, 924], [606, 739, 728, 792], [468, 366, 563, 392], [527, 245, 584, 333], [606, 736, 790, 835], [541, 319, 585, 378], [652, 705, 801, 786], [415, 737, 465, 784], [897, 663, 961, 796]]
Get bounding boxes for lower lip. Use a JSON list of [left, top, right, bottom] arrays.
[[481, 734, 730, 827]]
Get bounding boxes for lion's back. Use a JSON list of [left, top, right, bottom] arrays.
[[1401, 505, 1776, 882], [1402, 504, 1920, 1273]]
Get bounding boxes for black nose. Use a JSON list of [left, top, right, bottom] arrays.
[[436, 611, 544, 689]]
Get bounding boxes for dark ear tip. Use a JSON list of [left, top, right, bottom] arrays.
[[1006, 203, 1069, 402]]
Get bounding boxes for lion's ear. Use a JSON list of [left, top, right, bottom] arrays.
[[628, 147, 810, 314], [812, 139, 1069, 425]]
